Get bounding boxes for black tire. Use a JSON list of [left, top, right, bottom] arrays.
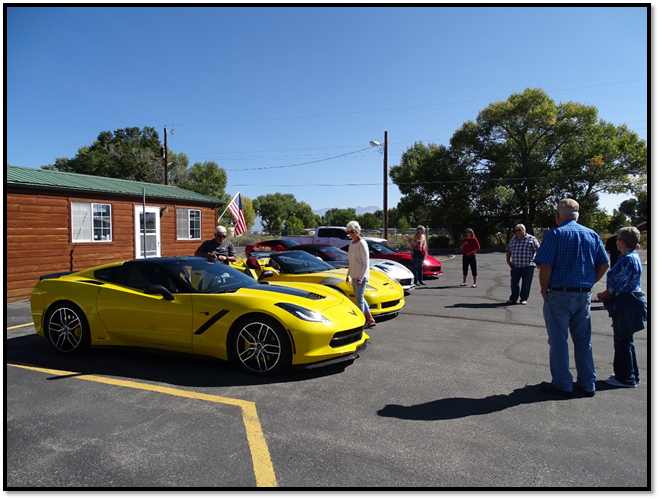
[[44, 302, 91, 355], [231, 316, 292, 375]]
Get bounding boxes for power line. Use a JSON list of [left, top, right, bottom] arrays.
[[178, 79, 647, 126]]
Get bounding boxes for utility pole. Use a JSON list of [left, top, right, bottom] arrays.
[[164, 126, 169, 185], [383, 131, 388, 240]]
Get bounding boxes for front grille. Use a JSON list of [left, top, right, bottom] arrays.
[[427, 266, 442, 272], [369, 299, 401, 309], [330, 326, 364, 348], [381, 299, 401, 309], [399, 278, 412, 286]]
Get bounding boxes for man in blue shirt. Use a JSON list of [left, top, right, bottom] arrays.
[[534, 199, 609, 398]]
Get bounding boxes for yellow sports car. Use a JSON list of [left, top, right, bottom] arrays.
[[30, 257, 369, 375], [235, 250, 405, 318]]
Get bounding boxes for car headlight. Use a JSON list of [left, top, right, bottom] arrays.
[[275, 303, 330, 324]]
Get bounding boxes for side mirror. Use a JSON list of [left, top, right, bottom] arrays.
[[257, 270, 274, 282], [144, 284, 175, 301]]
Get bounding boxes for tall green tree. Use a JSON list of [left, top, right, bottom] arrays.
[[450, 88, 647, 234], [390, 142, 475, 244], [42, 127, 165, 183], [176, 161, 227, 200], [323, 208, 357, 226], [253, 193, 299, 234]]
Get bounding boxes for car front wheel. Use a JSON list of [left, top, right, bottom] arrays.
[[231, 316, 292, 375], [44, 302, 91, 355]]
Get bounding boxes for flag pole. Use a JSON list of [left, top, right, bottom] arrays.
[[218, 191, 240, 220]]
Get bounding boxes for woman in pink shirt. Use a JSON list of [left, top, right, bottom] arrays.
[[459, 228, 480, 287]]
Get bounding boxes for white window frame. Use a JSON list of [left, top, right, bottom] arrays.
[[176, 208, 202, 240], [134, 206, 161, 259], [71, 201, 113, 242]]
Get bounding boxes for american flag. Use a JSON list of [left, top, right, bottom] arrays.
[[228, 192, 248, 236]]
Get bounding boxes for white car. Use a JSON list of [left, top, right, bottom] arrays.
[[371, 259, 415, 293]]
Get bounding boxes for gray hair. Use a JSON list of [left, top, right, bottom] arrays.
[[617, 226, 640, 249], [515, 224, 526, 232], [215, 225, 227, 235], [557, 198, 579, 216], [346, 221, 361, 234]]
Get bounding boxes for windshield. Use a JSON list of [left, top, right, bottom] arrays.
[[162, 258, 257, 294], [370, 242, 396, 255], [277, 240, 300, 247], [318, 246, 349, 261], [270, 250, 336, 274]]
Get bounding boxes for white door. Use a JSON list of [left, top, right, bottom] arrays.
[[134, 206, 161, 259]]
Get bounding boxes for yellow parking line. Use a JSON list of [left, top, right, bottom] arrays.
[[7, 363, 278, 487], [7, 323, 34, 330]]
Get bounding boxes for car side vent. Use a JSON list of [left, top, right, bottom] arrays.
[[76, 280, 105, 285]]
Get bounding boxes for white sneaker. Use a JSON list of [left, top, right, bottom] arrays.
[[605, 375, 636, 388]]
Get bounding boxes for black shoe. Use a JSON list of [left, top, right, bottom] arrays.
[[575, 385, 596, 397], [541, 381, 573, 398], [505, 300, 516, 305]]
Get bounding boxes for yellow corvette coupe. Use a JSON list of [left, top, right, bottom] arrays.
[[235, 250, 405, 318], [30, 257, 369, 375]]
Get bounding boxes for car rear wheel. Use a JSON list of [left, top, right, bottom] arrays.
[[231, 316, 292, 375], [44, 302, 90, 355]]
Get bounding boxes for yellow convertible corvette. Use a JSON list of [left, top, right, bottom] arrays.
[[30, 257, 369, 375], [235, 250, 405, 318]]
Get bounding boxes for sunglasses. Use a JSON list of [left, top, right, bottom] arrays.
[[215, 234, 227, 238]]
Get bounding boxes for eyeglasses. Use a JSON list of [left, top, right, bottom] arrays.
[[515, 229, 523, 232], [347, 230, 357, 235], [215, 233, 227, 238]]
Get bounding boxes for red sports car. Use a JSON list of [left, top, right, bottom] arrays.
[[245, 239, 299, 257], [348, 239, 443, 278]]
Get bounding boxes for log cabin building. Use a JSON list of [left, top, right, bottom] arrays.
[[6, 165, 224, 303]]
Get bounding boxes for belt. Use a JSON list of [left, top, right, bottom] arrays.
[[549, 287, 591, 292]]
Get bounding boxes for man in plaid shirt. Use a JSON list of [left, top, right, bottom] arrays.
[[505, 224, 540, 305]]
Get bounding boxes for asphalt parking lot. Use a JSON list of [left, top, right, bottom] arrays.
[[5, 250, 648, 489]]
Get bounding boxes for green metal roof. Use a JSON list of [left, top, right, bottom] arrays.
[[6, 165, 224, 205]]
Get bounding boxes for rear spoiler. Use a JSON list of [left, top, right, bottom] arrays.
[[40, 271, 78, 281]]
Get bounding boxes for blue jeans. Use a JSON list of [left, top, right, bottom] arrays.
[[613, 329, 640, 385], [412, 250, 425, 284], [509, 266, 535, 302], [542, 291, 595, 392], [352, 278, 370, 316]]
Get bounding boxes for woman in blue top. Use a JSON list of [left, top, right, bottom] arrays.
[[596, 226, 647, 388]]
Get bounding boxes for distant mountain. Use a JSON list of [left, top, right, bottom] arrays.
[[313, 206, 380, 217]]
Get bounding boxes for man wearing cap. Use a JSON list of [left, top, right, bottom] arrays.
[[533, 199, 609, 398]]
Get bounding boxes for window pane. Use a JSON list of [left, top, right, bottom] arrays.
[[177, 208, 189, 239], [92, 203, 112, 241], [189, 210, 201, 239], [72, 202, 91, 242]]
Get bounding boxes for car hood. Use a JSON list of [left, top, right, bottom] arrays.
[[239, 282, 352, 312]]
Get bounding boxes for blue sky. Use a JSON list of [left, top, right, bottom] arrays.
[[6, 5, 648, 216]]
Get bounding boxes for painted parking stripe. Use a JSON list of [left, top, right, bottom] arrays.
[[7, 363, 278, 487], [7, 323, 34, 330]]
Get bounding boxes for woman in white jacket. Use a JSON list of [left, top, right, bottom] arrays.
[[345, 221, 376, 329]]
